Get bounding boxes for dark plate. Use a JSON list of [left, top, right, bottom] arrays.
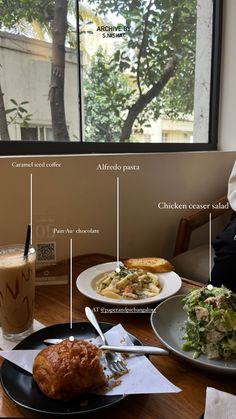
[[151, 295, 236, 374], [1, 322, 142, 416]]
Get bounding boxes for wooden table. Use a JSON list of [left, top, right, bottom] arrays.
[[0, 254, 235, 418]]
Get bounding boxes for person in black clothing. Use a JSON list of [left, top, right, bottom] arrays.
[[210, 212, 236, 292], [210, 162, 236, 292]]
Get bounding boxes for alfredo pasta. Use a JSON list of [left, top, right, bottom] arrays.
[[96, 266, 161, 300]]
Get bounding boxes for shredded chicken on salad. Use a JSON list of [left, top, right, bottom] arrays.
[[182, 286, 236, 359]]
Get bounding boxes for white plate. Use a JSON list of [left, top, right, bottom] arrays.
[[151, 295, 236, 374], [76, 262, 182, 306]]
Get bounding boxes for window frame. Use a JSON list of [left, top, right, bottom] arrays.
[[0, 0, 223, 156], [21, 125, 54, 142]]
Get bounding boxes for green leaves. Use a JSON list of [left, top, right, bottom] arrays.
[[5, 108, 17, 114], [10, 98, 18, 106], [84, 48, 135, 142], [84, 0, 197, 140], [6, 99, 32, 128], [1, 0, 198, 141], [0, 0, 52, 28]]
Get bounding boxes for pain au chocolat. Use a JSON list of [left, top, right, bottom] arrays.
[[33, 338, 107, 400]]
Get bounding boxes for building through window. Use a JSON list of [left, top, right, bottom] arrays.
[[21, 126, 54, 141], [0, 0, 222, 153]]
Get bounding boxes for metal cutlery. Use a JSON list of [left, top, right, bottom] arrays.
[[85, 306, 128, 374], [99, 345, 168, 355], [43, 341, 169, 355]]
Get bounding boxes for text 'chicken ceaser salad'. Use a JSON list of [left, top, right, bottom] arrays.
[[182, 285, 236, 359]]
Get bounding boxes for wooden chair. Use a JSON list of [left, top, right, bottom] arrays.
[[172, 195, 231, 282], [173, 195, 231, 256]]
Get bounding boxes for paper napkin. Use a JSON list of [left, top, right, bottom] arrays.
[[205, 387, 236, 419], [0, 323, 181, 396]]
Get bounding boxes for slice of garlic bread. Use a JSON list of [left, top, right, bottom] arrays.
[[123, 257, 174, 273]]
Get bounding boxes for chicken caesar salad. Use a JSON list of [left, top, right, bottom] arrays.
[[182, 286, 236, 359]]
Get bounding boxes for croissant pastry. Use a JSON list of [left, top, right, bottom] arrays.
[[33, 338, 107, 400]]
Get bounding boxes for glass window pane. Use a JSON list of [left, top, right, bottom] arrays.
[[45, 127, 54, 141], [0, 1, 79, 142], [0, 0, 221, 152], [39, 127, 44, 141], [79, 0, 213, 144], [21, 127, 38, 141]]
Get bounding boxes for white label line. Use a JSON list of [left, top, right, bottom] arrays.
[[70, 238, 73, 329], [209, 212, 212, 282], [30, 173, 33, 244], [116, 177, 120, 269]]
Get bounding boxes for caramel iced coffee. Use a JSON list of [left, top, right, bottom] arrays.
[[0, 245, 36, 340]]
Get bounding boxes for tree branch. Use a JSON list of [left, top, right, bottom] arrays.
[[120, 55, 177, 142], [49, 0, 70, 141], [0, 82, 10, 141], [137, 0, 153, 97]]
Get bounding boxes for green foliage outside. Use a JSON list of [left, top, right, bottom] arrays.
[[85, 0, 197, 141], [0, 0, 53, 29], [6, 99, 32, 127], [0, 0, 198, 142], [84, 49, 133, 142]]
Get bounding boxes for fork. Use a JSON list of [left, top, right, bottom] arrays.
[[85, 307, 128, 375]]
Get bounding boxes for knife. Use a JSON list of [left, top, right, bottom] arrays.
[[100, 345, 168, 355], [43, 339, 169, 356]]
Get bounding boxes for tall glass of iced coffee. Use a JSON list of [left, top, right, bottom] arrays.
[[0, 245, 36, 341]]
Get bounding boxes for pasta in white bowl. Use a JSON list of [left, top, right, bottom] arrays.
[[96, 266, 161, 300], [76, 262, 182, 306]]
